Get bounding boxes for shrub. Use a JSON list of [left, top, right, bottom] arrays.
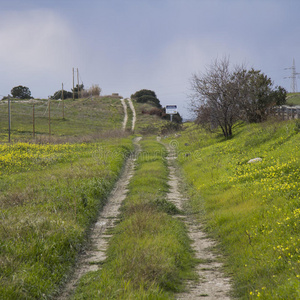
[[131, 89, 162, 108], [51, 90, 73, 100], [161, 122, 182, 135], [88, 84, 101, 96], [162, 113, 183, 124], [11, 85, 32, 99], [149, 107, 164, 116]]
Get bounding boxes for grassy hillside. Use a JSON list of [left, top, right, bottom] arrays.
[[287, 93, 300, 106], [169, 119, 300, 299], [0, 138, 134, 299], [0, 97, 124, 142], [0, 97, 172, 299], [3, 93, 299, 299], [0, 97, 168, 142]]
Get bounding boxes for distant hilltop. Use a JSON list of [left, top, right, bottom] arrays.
[[100, 93, 122, 99]]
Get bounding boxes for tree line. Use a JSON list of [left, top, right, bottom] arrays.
[[2, 84, 101, 100], [190, 57, 287, 138]]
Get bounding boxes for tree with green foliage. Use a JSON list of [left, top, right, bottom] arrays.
[[131, 89, 161, 108], [51, 90, 73, 100], [11, 85, 32, 99], [236, 69, 287, 122], [72, 84, 84, 99]]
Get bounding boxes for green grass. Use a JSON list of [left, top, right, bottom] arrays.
[[0, 138, 134, 299], [0, 97, 125, 142], [0, 95, 176, 299], [286, 93, 300, 106], [71, 138, 196, 299], [134, 101, 168, 135], [172, 119, 300, 299], [0, 97, 168, 142]]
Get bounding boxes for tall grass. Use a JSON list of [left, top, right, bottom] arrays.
[[0, 138, 133, 299], [173, 119, 300, 299], [71, 138, 196, 299]]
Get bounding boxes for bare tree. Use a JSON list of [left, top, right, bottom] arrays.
[[190, 58, 287, 138], [190, 57, 241, 138]]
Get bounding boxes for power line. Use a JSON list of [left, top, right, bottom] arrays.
[[284, 58, 300, 93]]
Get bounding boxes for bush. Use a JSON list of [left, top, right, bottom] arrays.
[[131, 89, 157, 99], [131, 89, 161, 108], [11, 85, 32, 99], [51, 90, 73, 100], [148, 107, 164, 117], [161, 122, 182, 135], [88, 84, 101, 96], [162, 113, 183, 124]]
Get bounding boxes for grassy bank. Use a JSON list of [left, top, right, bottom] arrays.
[[173, 119, 300, 299], [0, 97, 124, 142], [71, 138, 196, 299], [0, 138, 133, 299], [287, 93, 300, 106]]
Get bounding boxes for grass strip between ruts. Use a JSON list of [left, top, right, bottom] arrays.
[[71, 137, 197, 299]]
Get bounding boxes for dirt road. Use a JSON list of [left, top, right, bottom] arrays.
[[120, 98, 128, 131], [57, 137, 142, 299], [165, 139, 232, 299], [120, 98, 136, 132], [57, 136, 232, 299]]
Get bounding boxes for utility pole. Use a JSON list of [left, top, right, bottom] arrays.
[[33, 103, 35, 138], [48, 99, 51, 137], [285, 58, 300, 93], [62, 83, 65, 119], [8, 95, 11, 143], [77, 68, 80, 99], [72, 67, 75, 100]]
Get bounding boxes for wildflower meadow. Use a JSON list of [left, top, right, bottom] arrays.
[[175, 119, 300, 299]]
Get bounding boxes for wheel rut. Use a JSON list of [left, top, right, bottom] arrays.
[[164, 138, 232, 300], [56, 137, 141, 300]]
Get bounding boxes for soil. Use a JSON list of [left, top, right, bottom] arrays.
[[165, 139, 232, 299], [57, 137, 142, 299], [120, 98, 128, 130], [120, 98, 136, 131], [57, 112, 232, 299], [56, 100, 138, 299], [127, 98, 136, 132]]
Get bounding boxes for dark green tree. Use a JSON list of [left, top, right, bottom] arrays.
[[237, 69, 287, 122], [11, 85, 32, 99], [72, 84, 84, 99], [131, 89, 161, 108], [51, 90, 73, 100]]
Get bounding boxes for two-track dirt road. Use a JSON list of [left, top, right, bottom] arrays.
[[57, 102, 232, 299]]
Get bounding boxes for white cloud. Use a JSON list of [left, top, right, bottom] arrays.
[[0, 9, 77, 73]]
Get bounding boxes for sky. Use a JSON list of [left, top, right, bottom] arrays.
[[0, 0, 299, 118]]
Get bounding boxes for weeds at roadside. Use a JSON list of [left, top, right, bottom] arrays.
[[0, 138, 133, 299], [173, 119, 300, 299]]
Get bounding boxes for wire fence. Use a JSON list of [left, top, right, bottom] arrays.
[[0, 98, 123, 142], [273, 106, 300, 120]]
